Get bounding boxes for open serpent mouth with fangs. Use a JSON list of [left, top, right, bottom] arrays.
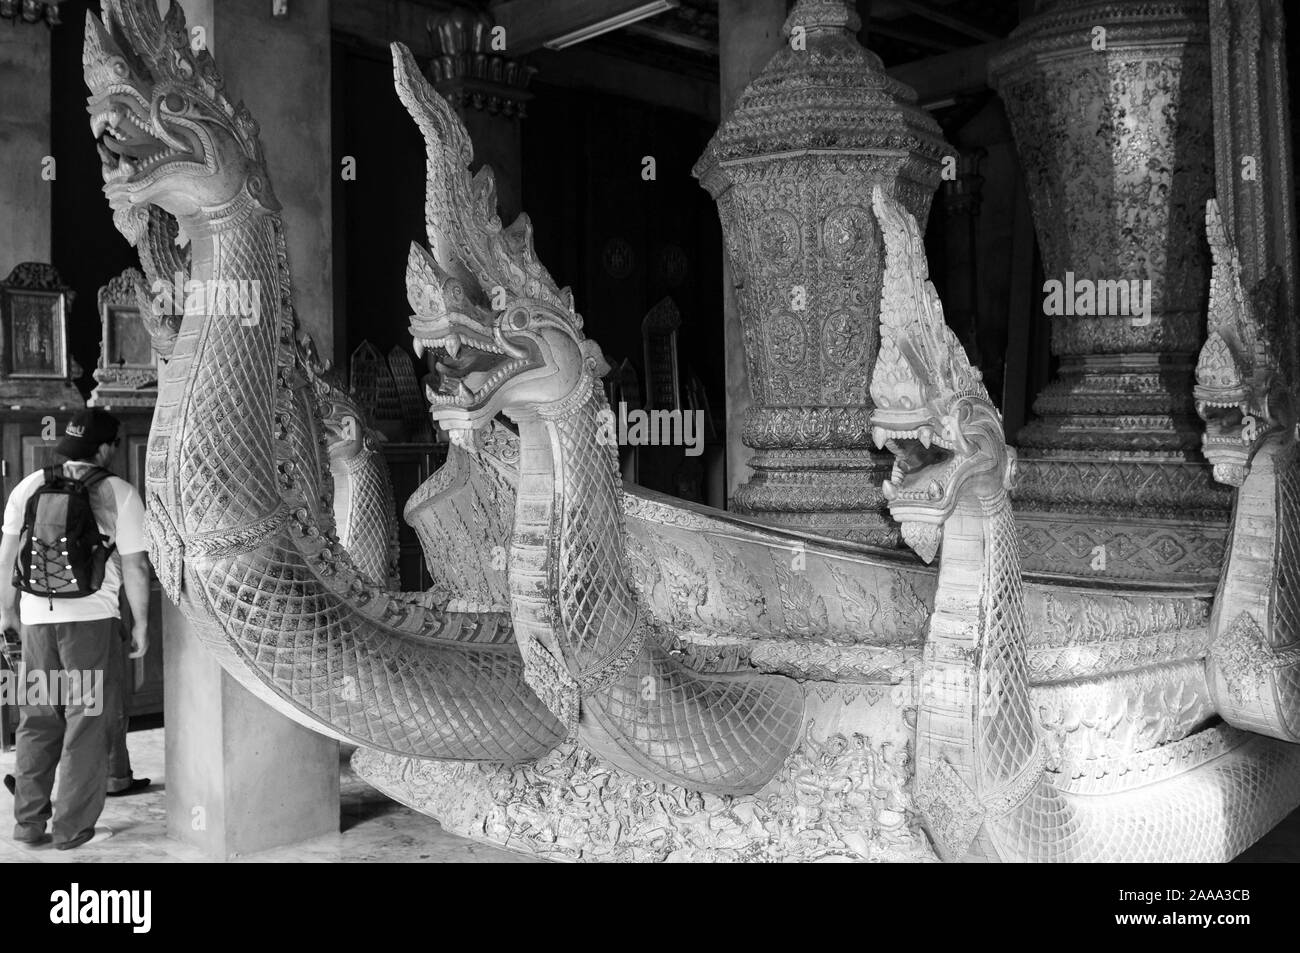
[[875, 425, 960, 509], [90, 96, 201, 188], [1197, 400, 1250, 447], [414, 313, 541, 415]]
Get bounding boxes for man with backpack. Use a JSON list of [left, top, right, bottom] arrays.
[[0, 408, 150, 850]]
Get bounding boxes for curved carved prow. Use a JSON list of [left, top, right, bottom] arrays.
[[872, 186, 1300, 861]]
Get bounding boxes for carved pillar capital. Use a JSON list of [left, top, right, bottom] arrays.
[[0, 0, 64, 26], [426, 9, 536, 119]]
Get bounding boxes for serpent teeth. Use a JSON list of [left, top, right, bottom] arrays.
[[872, 426, 887, 449], [445, 335, 462, 359], [919, 426, 933, 448], [882, 479, 896, 500], [928, 480, 943, 501]]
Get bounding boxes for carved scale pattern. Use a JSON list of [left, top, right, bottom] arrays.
[[509, 382, 807, 794], [871, 183, 1300, 862], [88, 0, 568, 763]]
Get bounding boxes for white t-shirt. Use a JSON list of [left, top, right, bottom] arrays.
[[2, 462, 148, 625]]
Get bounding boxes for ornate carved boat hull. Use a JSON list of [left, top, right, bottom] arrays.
[[369, 427, 1300, 861]]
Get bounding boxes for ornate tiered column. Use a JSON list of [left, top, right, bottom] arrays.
[[694, 0, 946, 544], [989, 0, 1233, 581]]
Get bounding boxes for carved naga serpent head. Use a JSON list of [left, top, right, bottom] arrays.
[[868, 186, 1013, 563], [392, 43, 605, 447], [83, 0, 279, 242], [297, 334, 373, 461], [1194, 198, 1285, 487]]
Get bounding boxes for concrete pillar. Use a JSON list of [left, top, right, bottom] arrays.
[[163, 601, 339, 860], [157, 0, 340, 859], [716, 0, 788, 506], [209, 0, 334, 361], [0, 23, 52, 267]]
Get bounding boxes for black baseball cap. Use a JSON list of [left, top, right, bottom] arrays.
[[54, 407, 121, 460]]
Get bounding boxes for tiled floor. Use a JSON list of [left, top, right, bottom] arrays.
[[0, 727, 533, 863], [3, 726, 1298, 862]]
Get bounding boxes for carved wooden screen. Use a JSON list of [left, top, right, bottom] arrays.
[[642, 296, 681, 411]]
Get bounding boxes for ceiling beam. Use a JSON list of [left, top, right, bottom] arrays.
[[626, 21, 719, 57], [867, 20, 961, 52], [490, 0, 680, 54], [886, 0, 1000, 43], [886, 39, 1004, 107], [331, 0, 439, 55], [531, 45, 719, 122]]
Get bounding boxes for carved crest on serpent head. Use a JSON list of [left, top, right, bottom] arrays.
[[868, 185, 988, 425], [1194, 198, 1287, 486], [392, 42, 609, 441], [392, 42, 573, 322], [84, 0, 278, 242], [868, 185, 1013, 562]]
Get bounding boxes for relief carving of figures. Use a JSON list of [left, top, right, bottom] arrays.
[[709, 544, 771, 627], [352, 711, 932, 863], [772, 556, 830, 637]]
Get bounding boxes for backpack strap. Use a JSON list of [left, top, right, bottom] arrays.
[[66, 465, 116, 550], [76, 465, 113, 490], [42, 465, 61, 486]]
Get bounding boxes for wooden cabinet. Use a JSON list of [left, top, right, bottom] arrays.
[[0, 406, 163, 749]]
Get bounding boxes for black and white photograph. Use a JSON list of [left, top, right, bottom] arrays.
[[0, 0, 1298, 921]]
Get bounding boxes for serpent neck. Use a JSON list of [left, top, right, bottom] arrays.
[[149, 205, 286, 540], [916, 490, 1041, 809], [508, 379, 642, 693]]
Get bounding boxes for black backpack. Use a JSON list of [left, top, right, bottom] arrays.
[[13, 466, 116, 606]]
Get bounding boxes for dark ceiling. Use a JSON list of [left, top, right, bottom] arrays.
[[405, 0, 1025, 77], [592, 0, 1022, 75]]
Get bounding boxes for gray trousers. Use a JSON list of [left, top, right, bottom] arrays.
[[105, 623, 135, 791], [12, 618, 113, 843]]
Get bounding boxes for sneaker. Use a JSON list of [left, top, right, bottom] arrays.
[[54, 829, 95, 851], [106, 777, 151, 797], [13, 825, 49, 846]]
